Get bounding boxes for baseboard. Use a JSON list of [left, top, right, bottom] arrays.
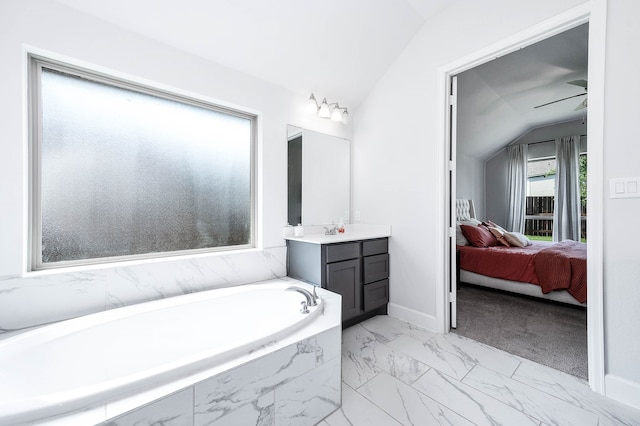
[[605, 374, 640, 410], [388, 303, 439, 333]]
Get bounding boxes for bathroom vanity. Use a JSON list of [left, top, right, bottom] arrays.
[[285, 228, 390, 327]]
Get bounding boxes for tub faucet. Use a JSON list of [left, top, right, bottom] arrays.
[[286, 286, 317, 307]]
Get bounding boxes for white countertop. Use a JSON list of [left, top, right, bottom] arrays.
[[283, 224, 391, 245]]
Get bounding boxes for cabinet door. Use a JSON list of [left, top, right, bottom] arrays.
[[326, 259, 361, 321]]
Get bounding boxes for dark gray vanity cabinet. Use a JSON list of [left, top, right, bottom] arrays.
[[286, 237, 389, 326]]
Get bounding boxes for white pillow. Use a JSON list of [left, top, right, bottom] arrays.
[[503, 231, 532, 248], [487, 226, 511, 247]]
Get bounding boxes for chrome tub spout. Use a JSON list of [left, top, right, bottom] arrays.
[[286, 286, 318, 307]]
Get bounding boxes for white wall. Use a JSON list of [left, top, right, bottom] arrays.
[[601, 0, 640, 395], [352, 0, 587, 327], [513, 119, 588, 147], [484, 149, 509, 228], [353, 0, 640, 403], [0, 0, 351, 330], [456, 153, 485, 219]]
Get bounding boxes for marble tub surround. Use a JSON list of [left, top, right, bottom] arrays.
[[0, 247, 286, 332], [5, 279, 341, 425], [283, 223, 391, 244], [104, 328, 341, 426], [321, 315, 640, 426]]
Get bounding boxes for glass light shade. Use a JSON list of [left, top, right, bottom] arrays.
[[318, 98, 331, 118], [341, 108, 350, 124], [307, 94, 318, 113], [330, 107, 342, 121]]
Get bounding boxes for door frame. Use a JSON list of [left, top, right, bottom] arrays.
[[436, 1, 606, 393]]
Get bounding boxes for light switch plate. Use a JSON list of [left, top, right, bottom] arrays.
[[610, 177, 640, 198]]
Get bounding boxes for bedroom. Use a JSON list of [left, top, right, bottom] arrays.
[[453, 24, 589, 378]]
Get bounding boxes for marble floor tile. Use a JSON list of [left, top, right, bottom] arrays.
[[336, 315, 640, 426], [341, 349, 382, 389], [431, 332, 522, 377], [462, 364, 599, 425], [342, 324, 430, 385], [356, 371, 475, 425], [358, 315, 436, 344], [513, 360, 640, 426], [386, 334, 475, 380], [323, 382, 402, 426], [411, 368, 538, 426]]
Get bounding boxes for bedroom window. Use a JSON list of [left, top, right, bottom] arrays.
[[525, 157, 556, 239], [29, 56, 256, 270], [525, 154, 587, 242]]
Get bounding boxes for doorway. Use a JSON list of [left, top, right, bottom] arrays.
[[439, 3, 606, 393]]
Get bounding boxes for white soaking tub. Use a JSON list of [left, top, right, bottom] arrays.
[[0, 279, 334, 425]]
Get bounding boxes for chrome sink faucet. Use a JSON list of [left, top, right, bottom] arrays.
[[324, 225, 338, 235]]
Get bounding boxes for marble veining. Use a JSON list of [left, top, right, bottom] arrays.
[[462, 364, 598, 425], [412, 368, 538, 426], [0, 247, 286, 332], [101, 388, 194, 426], [325, 315, 640, 426], [342, 324, 429, 386], [357, 372, 474, 425], [513, 360, 640, 426], [93, 308, 339, 426], [386, 334, 475, 380]]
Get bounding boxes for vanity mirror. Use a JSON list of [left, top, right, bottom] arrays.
[[287, 125, 350, 226]]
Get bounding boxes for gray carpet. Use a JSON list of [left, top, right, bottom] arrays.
[[453, 284, 588, 380]]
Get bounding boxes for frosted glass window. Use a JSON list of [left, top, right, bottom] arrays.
[[31, 62, 254, 268]]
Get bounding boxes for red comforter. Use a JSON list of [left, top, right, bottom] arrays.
[[458, 240, 587, 303], [534, 240, 587, 303]]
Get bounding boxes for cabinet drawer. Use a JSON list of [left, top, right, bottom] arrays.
[[364, 279, 389, 311], [363, 253, 389, 284], [325, 242, 360, 263], [362, 238, 388, 256]]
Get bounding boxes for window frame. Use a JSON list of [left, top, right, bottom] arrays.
[[28, 54, 257, 271]]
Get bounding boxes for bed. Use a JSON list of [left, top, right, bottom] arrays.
[[455, 199, 587, 306]]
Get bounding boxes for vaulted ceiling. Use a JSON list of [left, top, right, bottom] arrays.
[[457, 24, 589, 160], [53, 1, 587, 158], [54, 0, 456, 109]]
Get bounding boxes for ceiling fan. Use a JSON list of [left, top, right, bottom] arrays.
[[534, 79, 588, 110]]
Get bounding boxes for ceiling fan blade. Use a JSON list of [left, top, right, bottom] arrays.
[[574, 98, 588, 111], [567, 79, 588, 88], [534, 92, 587, 109]]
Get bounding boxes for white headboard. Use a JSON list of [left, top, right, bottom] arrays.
[[456, 199, 476, 221]]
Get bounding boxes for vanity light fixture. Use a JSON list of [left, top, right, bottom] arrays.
[[307, 93, 349, 123]]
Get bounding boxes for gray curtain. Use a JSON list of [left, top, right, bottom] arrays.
[[506, 144, 528, 233], [553, 135, 581, 241]]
